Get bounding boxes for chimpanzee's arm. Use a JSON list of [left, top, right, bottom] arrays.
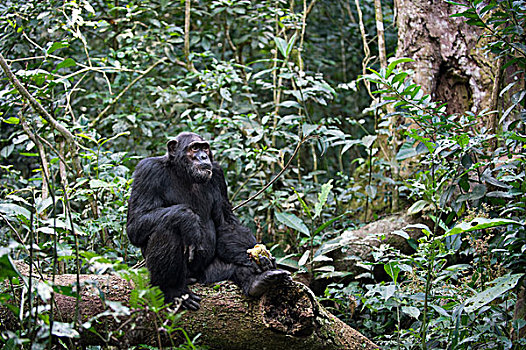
[[127, 158, 202, 248], [210, 164, 258, 267]]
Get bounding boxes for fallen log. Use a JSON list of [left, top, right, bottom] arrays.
[[316, 214, 426, 279], [1, 263, 379, 350]]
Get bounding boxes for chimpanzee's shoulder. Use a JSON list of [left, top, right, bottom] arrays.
[[134, 155, 169, 178]]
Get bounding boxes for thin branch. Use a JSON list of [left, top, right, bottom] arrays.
[[0, 213, 27, 247], [233, 137, 308, 211], [354, 0, 374, 100], [21, 120, 50, 199], [36, 133, 72, 172], [89, 58, 167, 127], [230, 164, 265, 202], [0, 51, 83, 175]]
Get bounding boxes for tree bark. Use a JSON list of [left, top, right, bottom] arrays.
[[316, 214, 425, 279], [393, 0, 493, 114], [1, 263, 379, 350]]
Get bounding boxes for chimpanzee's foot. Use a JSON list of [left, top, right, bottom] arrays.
[[164, 288, 202, 311], [248, 269, 291, 297], [181, 291, 201, 310]]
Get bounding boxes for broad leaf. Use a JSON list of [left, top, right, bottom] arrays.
[[465, 274, 523, 313], [274, 36, 288, 58], [446, 217, 521, 237], [298, 250, 310, 267], [314, 180, 333, 219], [402, 306, 420, 319], [275, 212, 310, 236], [285, 33, 297, 58], [407, 200, 428, 215], [0, 203, 31, 220], [0, 255, 18, 278], [384, 262, 401, 284], [386, 57, 415, 77], [52, 322, 80, 338]]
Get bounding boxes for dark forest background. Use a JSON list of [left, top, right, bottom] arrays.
[[0, 0, 524, 349]]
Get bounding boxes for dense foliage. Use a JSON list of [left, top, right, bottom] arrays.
[[0, 0, 524, 349]]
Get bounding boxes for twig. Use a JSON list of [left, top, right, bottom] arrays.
[[233, 137, 308, 211], [0, 51, 83, 175], [35, 133, 72, 172], [230, 164, 265, 202], [89, 57, 167, 127], [0, 213, 27, 247]]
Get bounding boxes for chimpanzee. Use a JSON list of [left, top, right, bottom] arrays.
[[127, 132, 290, 310]]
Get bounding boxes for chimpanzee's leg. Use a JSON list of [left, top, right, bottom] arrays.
[[144, 230, 201, 310], [232, 266, 290, 297], [200, 258, 290, 297]]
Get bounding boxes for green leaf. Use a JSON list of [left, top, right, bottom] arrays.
[[293, 188, 312, 219], [444, 0, 468, 6], [99, 131, 130, 146], [313, 214, 344, 236], [298, 250, 310, 267], [275, 212, 310, 236], [51, 322, 80, 338], [0, 255, 19, 278], [76, 133, 97, 143], [219, 87, 232, 102], [285, 33, 297, 58], [382, 285, 396, 301], [407, 200, 428, 215], [396, 140, 417, 160], [361, 135, 377, 148], [465, 274, 523, 313], [56, 58, 77, 71], [279, 100, 302, 109], [402, 306, 421, 319], [47, 41, 69, 54], [386, 57, 414, 77], [314, 180, 333, 219], [2, 116, 20, 125], [468, 184, 486, 200], [384, 262, 401, 284], [0, 203, 31, 220], [446, 217, 522, 237], [89, 179, 110, 189], [36, 196, 53, 214], [365, 184, 377, 199], [302, 124, 318, 137], [274, 36, 288, 58]]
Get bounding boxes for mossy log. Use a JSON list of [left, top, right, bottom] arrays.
[[1, 263, 379, 350]]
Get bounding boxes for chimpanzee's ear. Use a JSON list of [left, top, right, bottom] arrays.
[[167, 139, 178, 156]]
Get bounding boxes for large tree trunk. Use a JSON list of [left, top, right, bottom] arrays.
[[1, 263, 378, 350], [394, 0, 493, 114]]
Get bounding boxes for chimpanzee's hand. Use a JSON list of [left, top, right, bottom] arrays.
[[247, 244, 277, 272]]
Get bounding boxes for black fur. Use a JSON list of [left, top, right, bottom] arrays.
[[127, 132, 289, 310]]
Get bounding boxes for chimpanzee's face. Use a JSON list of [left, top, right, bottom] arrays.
[[186, 140, 213, 183], [167, 133, 214, 183]]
